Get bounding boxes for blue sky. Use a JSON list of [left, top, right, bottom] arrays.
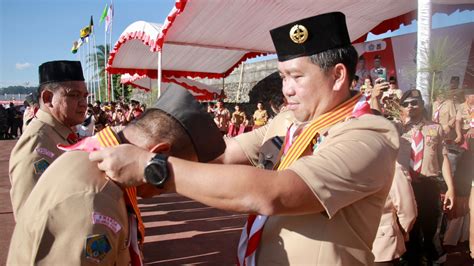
[[0, 0, 472, 87], [0, 0, 176, 87]]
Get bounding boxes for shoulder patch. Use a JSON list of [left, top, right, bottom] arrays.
[[92, 212, 122, 233], [33, 158, 50, 175], [35, 147, 56, 159], [85, 234, 111, 263]]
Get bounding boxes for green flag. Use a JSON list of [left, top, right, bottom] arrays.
[[100, 4, 108, 24]]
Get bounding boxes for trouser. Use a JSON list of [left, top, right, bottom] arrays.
[[403, 178, 442, 265]]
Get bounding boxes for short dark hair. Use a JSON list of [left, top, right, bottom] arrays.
[[309, 45, 358, 82], [374, 55, 381, 60], [128, 109, 195, 159]]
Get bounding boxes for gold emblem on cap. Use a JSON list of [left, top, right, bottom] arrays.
[[289, 24, 308, 44]]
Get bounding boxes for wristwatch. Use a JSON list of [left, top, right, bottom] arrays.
[[144, 153, 169, 188]]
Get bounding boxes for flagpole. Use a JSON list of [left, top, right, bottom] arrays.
[[109, 0, 114, 102], [104, 21, 108, 102], [92, 32, 101, 102]]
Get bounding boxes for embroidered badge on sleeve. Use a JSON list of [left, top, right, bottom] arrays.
[[33, 158, 50, 175], [85, 234, 111, 263]]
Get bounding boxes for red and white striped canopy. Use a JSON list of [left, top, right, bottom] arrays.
[[120, 74, 224, 101], [108, 0, 473, 80]]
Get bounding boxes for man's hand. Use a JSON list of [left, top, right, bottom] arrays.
[[372, 78, 389, 100], [443, 188, 455, 211], [89, 144, 154, 187]]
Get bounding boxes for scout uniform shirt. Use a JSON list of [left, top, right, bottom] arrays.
[[253, 109, 268, 127], [372, 162, 417, 262], [7, 151, 131, 265], [9, 109, 77, 219], [432, 99, 457, 140], [398, 119, 447, 178], [457, 102, 473, 133], [235, 111, 399, 265]]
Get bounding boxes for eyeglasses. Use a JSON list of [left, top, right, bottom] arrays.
[[401, 100, 420, 108]]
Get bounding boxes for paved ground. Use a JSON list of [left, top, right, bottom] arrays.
[[0, 139, 472, 265]]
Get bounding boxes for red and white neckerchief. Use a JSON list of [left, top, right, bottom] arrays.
[[432, 101, 445, 123], [409, 126, 424, 181], [236, 95, 371, 266]]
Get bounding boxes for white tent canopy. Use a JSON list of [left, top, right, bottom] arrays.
[[107, 0, 473, 80]]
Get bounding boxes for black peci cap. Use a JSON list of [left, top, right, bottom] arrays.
[[152, 87, 226, 162], [270, 12, 351, 62], [39, 60, 85, 86]]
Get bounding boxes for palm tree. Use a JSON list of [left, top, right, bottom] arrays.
[[87, 45, 133, 102]]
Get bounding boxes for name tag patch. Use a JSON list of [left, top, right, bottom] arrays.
[[92, 212, 122, 233], [35, 147, 56, 158]]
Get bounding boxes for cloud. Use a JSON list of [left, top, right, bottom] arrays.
[[15, 62, 32, 70]]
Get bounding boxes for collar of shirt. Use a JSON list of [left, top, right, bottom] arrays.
[[36, 109, 75, 141]]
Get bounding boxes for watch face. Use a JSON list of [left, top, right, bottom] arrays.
[[145, 156, 168, 187]]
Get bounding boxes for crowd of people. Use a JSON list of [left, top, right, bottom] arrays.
[[5, 11, 474, 266], [207, 100, 270, 137]]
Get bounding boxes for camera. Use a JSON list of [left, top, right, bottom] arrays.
[[376, 67, 387, 81]]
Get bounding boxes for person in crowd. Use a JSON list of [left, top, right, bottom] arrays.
[[355, 55, 369, 88], [269, 92, 287, 117], [207, 102, 216, 116], [449, 76, 463, 109], [453, 89, 474, 257], [370, 55, 386, 82], [89, 12, 399, 265], [398, 89, 455, 265], [0, 104, 8, 139], [9, 60, 87, 219], [351, 74, 360, 91], [382, 76, 403, 100], [214, 100, 230, 135], [360, 77, 373, 98], [6, 102, 18, 139], [7, 87, 226, 265], [228, 105, 247, 137], [130, 100, 143, 119], [252, 101, 268, 129], [76, 104, 95, 138], [22, 94, 39, 131]]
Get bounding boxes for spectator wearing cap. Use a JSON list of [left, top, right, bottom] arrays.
[[9, 60, 88, 219], [7, 87, 226, 265], [382, 76, 402, 100], [89, 12, 399, 265], [398, 89, 455, 264]]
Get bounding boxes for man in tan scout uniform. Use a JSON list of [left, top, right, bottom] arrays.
[[398, 89, 455, 265], [7, 87, 225, 265], [90, 12, 399, 265], [9, 60, 87, 219], [454, 89, 474, 257]]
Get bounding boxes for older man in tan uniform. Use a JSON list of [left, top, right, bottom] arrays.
[[7, 87, 226, 265], [89, 12, 399, 265], [9, 60, 87, 219]]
